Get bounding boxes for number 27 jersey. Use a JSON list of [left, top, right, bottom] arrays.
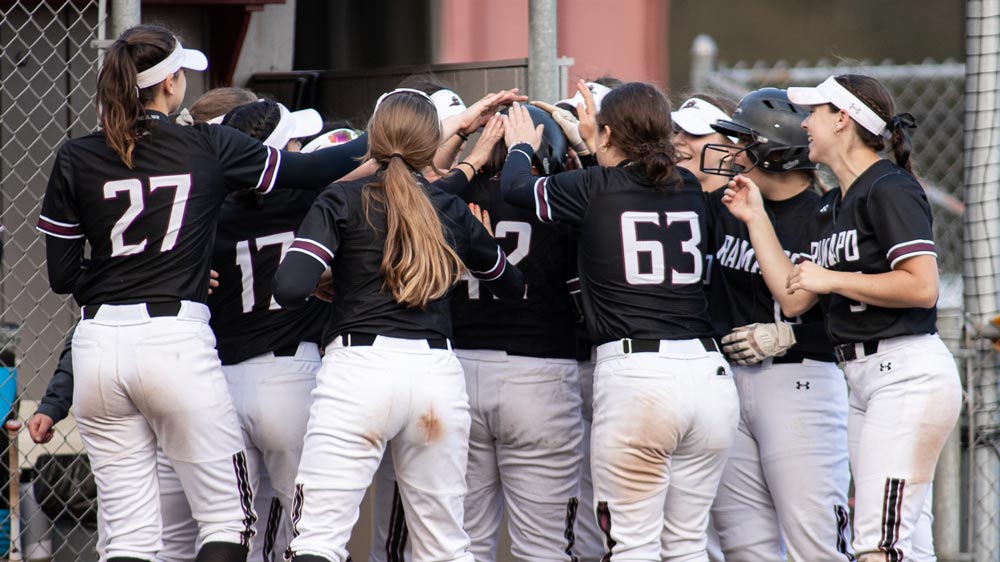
[[534, 165, 713, 344]]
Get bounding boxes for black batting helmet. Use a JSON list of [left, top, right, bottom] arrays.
[[702, 87, 815, 176], [524, 104, 568, 175]]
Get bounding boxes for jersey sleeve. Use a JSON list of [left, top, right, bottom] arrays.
[[866, 173, 936, 269], [534, 168, 594, 225], [441, 196, 525, 300], [287, 184, 350, 269], [37, 146, 84, 239], [208, 124, 282, 194]]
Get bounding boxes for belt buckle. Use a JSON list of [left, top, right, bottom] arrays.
[[622, 338, 633, 355]]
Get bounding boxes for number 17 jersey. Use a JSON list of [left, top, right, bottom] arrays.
[[533, 165, 713, 344]]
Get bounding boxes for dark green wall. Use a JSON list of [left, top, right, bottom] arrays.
[[668, 0, 964, 91]]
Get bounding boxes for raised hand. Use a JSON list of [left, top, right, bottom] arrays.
[[468, 203, 493, 236], [531, 100, 589, 155], [576, 80, 599, 154], [502, 102, 544, 153]]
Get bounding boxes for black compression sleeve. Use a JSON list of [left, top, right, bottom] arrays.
[[45, 236, 86, 294], [500, 143, 538, 209], [433, 169, 472, 198], [36, 326, 75, 423], [482, 263, 526, 302], [790, 322, 835, 355], [273, 251, 327, 309], [274, 134, 369, 190]]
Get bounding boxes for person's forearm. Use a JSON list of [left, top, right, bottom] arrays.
[[435, 134, 464, 171], [830, 268, 937, 309], [275, 134, 368, 189], [744, 213, 817, 317], [499, 144, 538, 209]]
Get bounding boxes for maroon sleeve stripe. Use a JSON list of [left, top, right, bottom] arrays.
[[289, 239, 334, 265], [37, 216, 83, 238], [255, 147, 281, 194], [534, 177, 553, 222], [887, 241, 936, 268], [471, 248, 508, 281]]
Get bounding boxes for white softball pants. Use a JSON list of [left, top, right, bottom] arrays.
[[590, 339, 738, 562], [458, 350, 584, 562], [574, 359, 604, 562], [288, 336, 475, 562], [156, 342, 319, 562], [72, 302, 254, 561], [843, 334, 961, 562], [710, 359, 853, 562]]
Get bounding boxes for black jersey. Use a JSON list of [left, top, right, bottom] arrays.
[[705, 187, 834, 362], [502, 148, 714, 345], [280, 173, 524, 345], [208, 189, 328, 365], [810, 160, 938, 344], [37, 112, 283, 305], [450, 175, 578, 358]]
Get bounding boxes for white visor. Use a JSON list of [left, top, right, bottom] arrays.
[[301, 128, 361, 153], [787, 76, 888, 138], [206, 114, 225, 125], [430, 89, 467, 121], [263, 103, 324, 150], [556, 82, 612, 112], [672, 97, 734, 139], [135, 39, 207, 89]]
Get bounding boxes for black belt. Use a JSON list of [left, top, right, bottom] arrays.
[[620, 337, 720, 354], [833, 340, 880, 363], [82, 301, 182, 320], [338, 333, 451, 350]]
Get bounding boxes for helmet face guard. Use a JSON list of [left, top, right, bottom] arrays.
[[700, 141, 757, 177]]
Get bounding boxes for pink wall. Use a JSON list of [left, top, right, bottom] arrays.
[[436, 0, 669, 94]]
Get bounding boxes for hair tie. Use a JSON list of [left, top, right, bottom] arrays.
[[390, 153, 406, 161], [887, 112, 917, 169], [889, 112, 917, 132]]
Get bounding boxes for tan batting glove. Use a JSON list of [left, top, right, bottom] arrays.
[[531, 101, 591, 155], [721, 322, 797, 366]]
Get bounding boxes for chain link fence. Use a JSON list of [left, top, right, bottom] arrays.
[[1, 1, 104, 559], [690, 12, 999, 559]]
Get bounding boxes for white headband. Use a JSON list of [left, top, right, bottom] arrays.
[[263, 103, 323, 149], [135, 39, 208, 89], [787, 76, 888, 138]]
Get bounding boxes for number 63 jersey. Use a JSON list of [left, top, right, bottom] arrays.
[[36, 113, 281, 306], [533, 165, 713, 344]]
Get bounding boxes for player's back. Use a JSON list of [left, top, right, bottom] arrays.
[[450, 175, 577, 358], [571, 166, 713, 343], [38, 113, 275, 305], [209, 189, 328, 365]]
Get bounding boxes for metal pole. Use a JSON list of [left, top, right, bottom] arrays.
[[689, 34, 717, 92], [933, 306, 965, 562], [528, 0, 558, 103], [110, 0, 141, 39]]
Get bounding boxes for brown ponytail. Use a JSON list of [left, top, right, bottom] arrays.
[[96, 25, 176, 168], [596, 82, 679, 186], [362, 92, 465, 308], [833, 74, 917, 174]]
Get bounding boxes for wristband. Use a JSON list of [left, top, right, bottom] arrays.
[[457, 132, 470, 142], [507, 142, 533, 154], [508, 148, 533, 166]]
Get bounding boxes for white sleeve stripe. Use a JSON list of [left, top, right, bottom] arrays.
[[887, 239, 935, 254], [471, 246, 504, 276], [36, 225, 84, 239], [890, 251, 937, 269], [286, 247, 331, 269], [38, 215, 80, 228], [292, 238, 335, 261]]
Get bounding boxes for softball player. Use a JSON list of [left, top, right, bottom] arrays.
[[449, 105, 583, 562], [36, 25, 368, 562], [273, 89, 525, 562], [700, 88, 853, 562], [669, 95, 736, 192], [723, 74, 961, 562], [501, 84, 739, 562]]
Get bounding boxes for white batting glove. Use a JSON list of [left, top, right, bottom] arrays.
[[721, 322, 797, 366], [531, 101, 590, 155]]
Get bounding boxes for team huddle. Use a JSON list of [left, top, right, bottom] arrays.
[[31, 24, 961, 562]]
